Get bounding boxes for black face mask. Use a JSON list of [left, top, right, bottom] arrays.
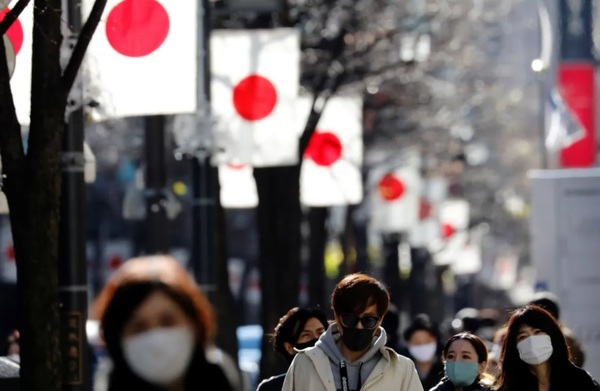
[[283, 338, 320, 363], [295, 338, 319, 351], [340, 325, 375, 351]]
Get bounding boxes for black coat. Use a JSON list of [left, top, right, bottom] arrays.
[[256, 373, 285, 391], [495, 363, 599, 391], [429, 377, 491, 391], [398, 347, 445, 391]]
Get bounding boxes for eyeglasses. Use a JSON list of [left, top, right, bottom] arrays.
[[340, 314, 379, 329]]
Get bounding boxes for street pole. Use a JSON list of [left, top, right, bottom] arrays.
[[144, 115, 170, 254], [532, 0, 552, 169], [537, 71, 548, 169], [59, 0, 88, 389], [191, 0, 217, 298]]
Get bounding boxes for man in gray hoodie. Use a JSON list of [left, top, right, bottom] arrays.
[[282, 273, 423, 391]]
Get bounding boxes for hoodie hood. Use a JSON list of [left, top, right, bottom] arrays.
[[315, 323, 386, 390]]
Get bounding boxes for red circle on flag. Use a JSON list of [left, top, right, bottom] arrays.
[[108, 255, 123, 270], [442, 223, 456, 239], [105, 0, 170, 57], [378, 174, 404, 201], [304, 131, 342, 166], [233, 75, 277, 121], [0, 8, 24, 55]]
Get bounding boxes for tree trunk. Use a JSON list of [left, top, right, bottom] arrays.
[[1, 0, 108, 388], [409, 247, 429, 316], [2, 0, 66, 388], [307, 207, 328, 312], [8, 146, 63, 391], [254, 165, 302, 379], [382, 234, 403, 311], [213, 170, 240, 366]]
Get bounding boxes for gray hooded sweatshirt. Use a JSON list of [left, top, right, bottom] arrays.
[[315, 323, 387, 391]]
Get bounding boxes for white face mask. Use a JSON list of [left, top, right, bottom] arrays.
[[517, 334, 553, 365], [122, 326, 195, 386], [408, 342, 437, 362]]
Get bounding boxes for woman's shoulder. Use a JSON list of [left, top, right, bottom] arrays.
[[385, 347, 416, 363], [257, 373, 286, 391], [428, 377, 492, 391], [428, 378, 453, 391], [565, 364, 599, 389]]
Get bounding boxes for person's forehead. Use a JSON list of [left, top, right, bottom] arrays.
[[302, 317, 326, 330], [358, 303, 378, 315], [130, 291, 183, 318], [518, 324, 537, 333], [448, 339, 476, 354]]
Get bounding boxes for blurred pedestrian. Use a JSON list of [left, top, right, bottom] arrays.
[[430, 332, 494, 391], [486, 326, 507, 378], [256, 306, 329, 391], [400, 314, 445, 390], [381, 303, 402, 352], [91, 255, 234, 391], [4, 330, 19, 364], [492, 305, 598, 391], [528, 290, 585, 367], [282, 272, 423, 391]]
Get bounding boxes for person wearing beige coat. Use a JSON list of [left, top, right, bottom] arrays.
[[282, 273, 424, 391]]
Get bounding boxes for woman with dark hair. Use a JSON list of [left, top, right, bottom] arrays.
[[493, 305, 598, 391], [256, 306, 329, 391], [91, 255, 234, 391], [430, 332, 493, 391]]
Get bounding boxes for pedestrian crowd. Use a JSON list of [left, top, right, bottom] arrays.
[[2, 258, 598, 391]]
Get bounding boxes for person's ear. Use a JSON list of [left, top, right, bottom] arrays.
[[333, 311, 340, 325], [284, 342, 295, 356]]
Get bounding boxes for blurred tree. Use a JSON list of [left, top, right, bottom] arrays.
[[0, 0, 107, 389]]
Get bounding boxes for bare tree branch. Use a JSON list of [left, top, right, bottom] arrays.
[[61, 0, 107, 94], [0, 0, 31, 35]]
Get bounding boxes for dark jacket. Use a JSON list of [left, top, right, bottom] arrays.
[[494, 363, 599, 391], [429, 376, 491, 391], [256, 373, 285, 391], [399, 347, 445, 391]]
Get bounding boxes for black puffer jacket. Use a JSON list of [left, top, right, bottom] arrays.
[[429, 376, 491, 391]]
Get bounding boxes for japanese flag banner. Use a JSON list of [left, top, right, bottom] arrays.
[[368, 152, 422, 233], [218, 163, 258, 209], [408, 176, 448, 248], [210, 28, 301, 167], [299, 95, 363, 206], [433, 198, 470, 266], [81, 0, 197, 120], [1, 0, 33, 125]]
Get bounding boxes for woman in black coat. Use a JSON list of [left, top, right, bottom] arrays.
[[492, 305, 599, 391], [256, 306, 328, 391]]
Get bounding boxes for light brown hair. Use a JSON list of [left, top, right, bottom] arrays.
[[91, 255, 216, 344]]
